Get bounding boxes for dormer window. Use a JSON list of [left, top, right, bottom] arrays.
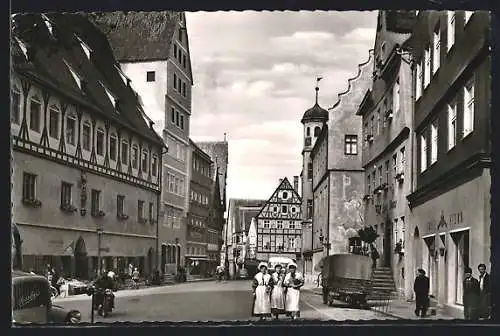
[[99, 82, 118, 110], [41, 14, 54, 36], [74, 35, 92, 60], [14, 37, 28, 59], [63, 60, 84, 91]]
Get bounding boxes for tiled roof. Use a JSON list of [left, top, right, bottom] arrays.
[[11, 13, 163, 145], [196, 141, 229, 206], [86, 11, 179, 62]]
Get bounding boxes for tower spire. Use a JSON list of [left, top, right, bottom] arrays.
[[315, 77, 323, 105]]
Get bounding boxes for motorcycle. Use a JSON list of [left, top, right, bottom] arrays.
[[93, 288, 114, 317]]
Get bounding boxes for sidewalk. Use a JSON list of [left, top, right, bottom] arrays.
[[302, 286, 456, 320], [53, 277, 214, 303]]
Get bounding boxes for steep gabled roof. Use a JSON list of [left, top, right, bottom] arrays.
[[11, 13, 163, 145], [86, 11, 179, 63], [256, 177, 302, 219]]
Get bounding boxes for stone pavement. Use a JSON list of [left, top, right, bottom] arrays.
[[301, 284, 456, 320]]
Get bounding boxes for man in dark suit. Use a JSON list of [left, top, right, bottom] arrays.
[[477, 264, 490, 319], [463, 267, 480, 320], [413, 268, 430, 317]]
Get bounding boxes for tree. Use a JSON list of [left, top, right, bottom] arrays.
[[357, 226, 379, 246]]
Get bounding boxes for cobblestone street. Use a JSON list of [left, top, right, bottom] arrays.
[[54, 280, 394, 322]]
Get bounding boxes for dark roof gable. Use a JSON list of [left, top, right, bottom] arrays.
[[11, 13, 163, 146]]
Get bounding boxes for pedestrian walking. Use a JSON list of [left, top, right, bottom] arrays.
[[413, 268, 430, 317], [477, 263, 490, 319], [283, 262, 304, 320], [132, 267, 140, 289], [270, 264, 286, 320], [370, 245, 379, 269], [251, 262, 272, 320], [463, 267, 480, 320]]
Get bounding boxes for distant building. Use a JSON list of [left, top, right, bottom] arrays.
[[300, 82, 328, 278], [196, 138, 229, 267], [225, 198, 266, 278], [90, 12, 194, 274], [406, 10, 490, 317], [256, 178, 302, 262], [11, 13, 164, 278], [186, 140, 213, 277], [356, 10, 416, 296], [308, 51, 373, 283]]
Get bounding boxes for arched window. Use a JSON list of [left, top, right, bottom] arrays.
[[121, 140, 129, 165], [29, 95, 42, 133], [48, 104, 60, 139], [142, 149, 149, 173], [109, 133, 117, 161], [96, 127, 105, 156], [82, 121, 92, 151], [314, 126, 321, 137], [11, 86, 21, 124], [306, 127, 310, 137], [66, 113, 77, 145]]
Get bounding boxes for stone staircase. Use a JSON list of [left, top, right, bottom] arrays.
[[368, 267, 397, 301], [163, 274, 176, 284]]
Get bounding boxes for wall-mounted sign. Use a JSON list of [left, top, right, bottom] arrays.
[[425, 210, 464, 235]]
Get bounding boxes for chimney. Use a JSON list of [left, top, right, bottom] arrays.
[[293, 176, 299, 192]]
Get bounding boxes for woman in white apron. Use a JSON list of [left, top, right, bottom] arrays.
[[270, 264, 286, 319], [284, 262, 304, 320], [251, 262, 272, 320]]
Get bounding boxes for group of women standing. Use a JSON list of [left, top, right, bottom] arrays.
[[251, 261, 304, 320]]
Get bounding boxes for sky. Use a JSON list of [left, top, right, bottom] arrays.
[[186, 11, 377, 201]]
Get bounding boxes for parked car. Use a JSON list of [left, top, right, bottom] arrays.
[[12, 270, 81, 324]]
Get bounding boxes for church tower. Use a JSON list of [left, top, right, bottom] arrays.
[[300, 78, 328, 274]]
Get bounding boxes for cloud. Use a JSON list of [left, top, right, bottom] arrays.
[[186, 11, 377, 200]]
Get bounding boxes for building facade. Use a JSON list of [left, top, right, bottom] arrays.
[[186, 140, 213, 276], [206, 165, 224, 272], [90, 12, 194, 274], [196, 139, 229, 269], [309, 50, 373, 282], [356, 11, 416, 295], [300, 85, 329, 279], [256, 178, 302, 261], [225, 199, 266, 278], [11, 13, 164, 278], [406, 10, 491, 317]]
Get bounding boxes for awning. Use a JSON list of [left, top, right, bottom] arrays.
[[186, 257, 211, 262]]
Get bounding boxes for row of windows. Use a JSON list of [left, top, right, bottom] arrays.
[[363, 79, 400, 146], [419, 77, 475, 173], [166, 173, 185, 197], [366, 147, 406, 194], [11, 92, 158, 176], [189, 216, 206, 228], [166, 136, 187, 162], [261, 220, 301, 230], [170, 107, 185, 130], [192, 157, 211, 178], [164, 209, 182, 229], [173, 73, 188, 97], [173, 43, 188, 70], [22, 172, 155, 223], [268, 204, 298, 214], [258, 235, 301, 251], [187, 245, 206, 256], [190, 189, 209, 205]]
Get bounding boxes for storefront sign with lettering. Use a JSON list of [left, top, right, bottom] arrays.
[[426, 210, 464, 235]]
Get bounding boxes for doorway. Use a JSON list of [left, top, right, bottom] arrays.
[[413, 226, 422, 269], [74, 237, 88, 279], [423, 236, 437, 296], [161, 244, 167, 274], [383, 221, 393, 267], [147, 247, 154, 276]]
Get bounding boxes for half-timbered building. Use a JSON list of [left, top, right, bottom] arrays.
[[256, 178, 302, 261], [11, 13, 164, 279]]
